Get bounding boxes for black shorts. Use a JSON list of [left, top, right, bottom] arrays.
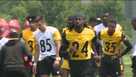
[[69, 59, 96, 77], [99, 55, 121, 77], [37, 56, 60, 76]]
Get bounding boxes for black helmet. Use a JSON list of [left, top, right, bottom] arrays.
[[26, 16, 43, 23]]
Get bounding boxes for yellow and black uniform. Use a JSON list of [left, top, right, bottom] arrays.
[[100, 28, 123, 56], [62, 27, 97, 77], [22, 28, 36, 70], [22, 28, 36, 55], [99, 27, 132, 77], [66, 28, 95, 60]]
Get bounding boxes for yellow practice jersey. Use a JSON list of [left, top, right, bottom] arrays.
[[65, 27, 95, 60], [99, 28, 124, 55], [22, 28, 36, 55]]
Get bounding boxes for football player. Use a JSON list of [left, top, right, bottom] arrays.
[[33, 16, 62, 77], [60, 16, 75, 77], [22, 16, 39, 77], [94, 13, 125, 77], [98, 19, 132, 77], [61, 14, 100, 77]]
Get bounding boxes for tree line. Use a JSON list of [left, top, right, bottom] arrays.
[[0, 0, 132, 36]]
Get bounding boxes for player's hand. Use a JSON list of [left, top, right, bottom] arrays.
[[53, 56, 61, 67], [23, 55, 28, 61], [54, 60, 60, 66], [53, 59, 61, 75], [94, 55, 101, 67], [54, 60, 60, 65], [53, 59, 60, 75]]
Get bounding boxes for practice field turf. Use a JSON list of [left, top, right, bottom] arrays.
[[123, 55, 132, 77], [95, 55, 132, 77]]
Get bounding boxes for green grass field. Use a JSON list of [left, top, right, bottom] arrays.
[[123, 55, 132, 77], [95, 55, 133, 77]]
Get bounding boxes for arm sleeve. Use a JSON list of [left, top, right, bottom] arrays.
[[53, 30, 62, 41], [120, 34, 132, 57], [59, 31, 70, 59], [92, 36, 102, 56]]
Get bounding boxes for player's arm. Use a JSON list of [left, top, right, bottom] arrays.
[[33, 39, 39, 65], [53, 30, 62, 60], [92, 37, 102, 56], [32, 39, 39, 74], [32, 32, 39, 67], [92, 32, 102, 56], [119, 34, 132, 57], [59, 31, 70, 59]]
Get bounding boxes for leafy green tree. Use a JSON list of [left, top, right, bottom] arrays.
[[0, 0, 131, 36]]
